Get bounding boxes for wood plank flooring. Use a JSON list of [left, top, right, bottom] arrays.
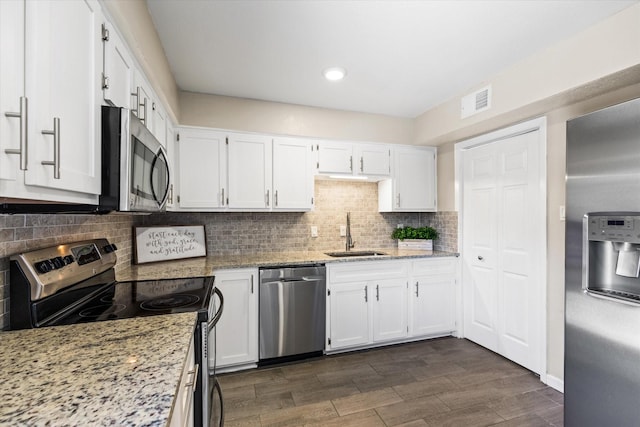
[[218, 337, 564, 426]]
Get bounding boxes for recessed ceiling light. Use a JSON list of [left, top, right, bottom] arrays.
[[323, 67, 347, 81]]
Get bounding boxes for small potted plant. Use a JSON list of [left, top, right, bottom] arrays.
[[391, 226, 438, 250]]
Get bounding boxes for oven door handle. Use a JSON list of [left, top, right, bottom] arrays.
[[209, 287, 224, 329], [211, 375, 225, 427]]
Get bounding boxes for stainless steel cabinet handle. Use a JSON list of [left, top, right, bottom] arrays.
[[478, 256, 484, 260], [275, 190, 278, 207], [131, 86, 141, 117], [4, 96, 28, 170], [250, 274, 254, 293], [397, 193, 401, 207], [266, 189, 270, 207], [364, 285, 368, 302], [185, 363, 199, 389], [41, 117, 60, 179], [349, 155, 353, 171], [221, 188, 225, 206], [360, 156, 364, 172], [415, 281, 419, 297], [141, 96, 148, 125], [168, 184, 173, 204], [376, 284, 380, 301]]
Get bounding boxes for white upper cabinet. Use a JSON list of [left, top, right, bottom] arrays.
[[101, 21, 133, 109], [176, 128, 226, 209], [272, 137, 314, 211], [227, 133, 272, 209], [22, 0, 102, 197], [316, 140, 353, 174], [379, 146, 437, 212], [165, 121, 176, 209], [151, 100, 167, 147], [316, 140, 391, 178], [315, 141, 391, 178], [356, 144, 391, 177], [0, 0, 26, 185]]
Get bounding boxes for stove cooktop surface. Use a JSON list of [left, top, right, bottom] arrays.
[[42, 276, 215, 327]]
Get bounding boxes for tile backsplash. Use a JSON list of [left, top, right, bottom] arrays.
[[0, 180, 457, 330]]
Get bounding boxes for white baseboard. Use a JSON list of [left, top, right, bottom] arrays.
[[545, 374, 564, 393]]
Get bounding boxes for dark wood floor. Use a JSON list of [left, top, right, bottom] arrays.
[[218, 337, 564, 426]]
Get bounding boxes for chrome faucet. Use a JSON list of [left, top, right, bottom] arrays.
[[346, 212, 356, 251]]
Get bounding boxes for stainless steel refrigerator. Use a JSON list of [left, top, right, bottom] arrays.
[[565, 97, 640, 426]]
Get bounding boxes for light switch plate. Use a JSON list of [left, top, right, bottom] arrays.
[[340, 225, 346, 237], [311, 226, 318, 238]]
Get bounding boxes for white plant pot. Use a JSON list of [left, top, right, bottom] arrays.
[[397, 239, 433, 250]]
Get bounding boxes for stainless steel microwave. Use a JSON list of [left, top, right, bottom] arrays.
[[100, 106, 170, 212]]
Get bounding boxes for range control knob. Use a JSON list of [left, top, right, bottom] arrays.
[[103, 243, 118, 253], [63, 255, 75, 265], [35, 260, 55, 274], [51, 257, 64, 269]]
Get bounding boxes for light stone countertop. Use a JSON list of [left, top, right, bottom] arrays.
[[0, 312, 197, 427], [117, 249, 459, 281]]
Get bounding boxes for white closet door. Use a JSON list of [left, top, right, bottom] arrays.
[[462, 129, 542, 374]]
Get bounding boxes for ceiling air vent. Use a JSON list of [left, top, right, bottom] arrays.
[[461, 85, 492, 119]]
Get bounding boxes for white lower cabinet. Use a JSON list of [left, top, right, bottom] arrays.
[[213, 268, 259, 370], [329, 281, 370, 349], [327, 257, 457, 353], [170, 337, 196, 427], [372, 278, 408, 342], [409, 258, 457, 337]]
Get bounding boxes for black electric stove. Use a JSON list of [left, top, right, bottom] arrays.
[[8, 238, 223, 426]]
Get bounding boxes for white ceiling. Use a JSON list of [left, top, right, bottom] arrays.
[[147, 0, 637, 118]]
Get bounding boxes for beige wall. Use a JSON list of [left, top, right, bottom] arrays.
[[179, 92, 414, 144], [413, 3, 640, 148]]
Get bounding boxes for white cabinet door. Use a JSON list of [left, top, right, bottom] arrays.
[[227, 133, 272, 209], [329, 281, 370, 350], [214, 268, 259, 368], [0, 0, 25, 184], [272, 137, 313, 211], [379, 146, 437, 212], [24, 0, 102, 195], [151, 100, 167, 147], [411, 276, 456, 337], [372, 278, 408, 342], [410, 258, 457, 337], [170, 338, 195, 427], [177, 128, 226, 209], [317, 140, 353, 174], [101, 21, 133, 109], [356, 144, 390, 177]]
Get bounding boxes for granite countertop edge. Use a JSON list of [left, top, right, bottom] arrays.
[[117, 249, 459, 281]]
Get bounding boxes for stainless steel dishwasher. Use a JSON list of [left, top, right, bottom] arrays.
[[259, 264, 326, 363]]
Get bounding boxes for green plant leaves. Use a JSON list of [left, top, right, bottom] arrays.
[[391, 226, 438, 241]]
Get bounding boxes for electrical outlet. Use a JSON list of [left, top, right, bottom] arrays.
[[311, 226, 318, 238], [397, 223, 403, 229], [340, 225, 346, 237]]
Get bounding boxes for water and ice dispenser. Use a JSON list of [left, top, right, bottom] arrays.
[[583, 213, 640, 304]]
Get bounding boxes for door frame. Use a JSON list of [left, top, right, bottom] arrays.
[[454, 116, 548, 382]]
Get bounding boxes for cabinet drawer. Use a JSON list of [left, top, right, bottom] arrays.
[[329, 260, 408, 283], [411, 257, 457, 276]]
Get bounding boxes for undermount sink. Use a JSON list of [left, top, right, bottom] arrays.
[[325, 251, 388, 258]]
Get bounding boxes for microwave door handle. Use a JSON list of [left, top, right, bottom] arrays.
[[149, 148, 170, 208]]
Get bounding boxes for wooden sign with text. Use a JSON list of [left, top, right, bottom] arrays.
[[134, 225, 206, 264]]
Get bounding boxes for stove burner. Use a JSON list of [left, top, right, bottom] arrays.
[[140, 294, 200, 311], [79, 304, 127, 319]]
